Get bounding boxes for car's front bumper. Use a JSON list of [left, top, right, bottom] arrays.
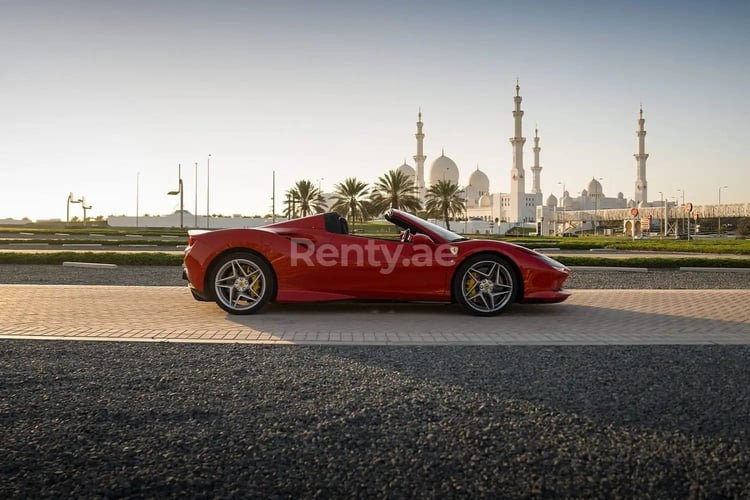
[[521, 288, 572, 304]]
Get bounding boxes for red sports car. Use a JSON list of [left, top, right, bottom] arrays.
[[182, 209, 570, 316]]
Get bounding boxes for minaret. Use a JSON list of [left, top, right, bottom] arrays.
[[531, 125, 542, 195], [634, 104, 649, 204], [413, 108, 426, 200], [509, 81, 526, 222]]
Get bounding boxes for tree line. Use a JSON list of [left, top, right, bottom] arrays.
[[283, 169, 467, 230]]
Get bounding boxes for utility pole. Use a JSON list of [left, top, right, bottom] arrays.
[[718, 185, 728, 236], [194, 162, 198, 228], [272, 170, 276, 224], [206, 154, 211, 229], [167, 164, 184, 229], [81, 197, 92, 227]]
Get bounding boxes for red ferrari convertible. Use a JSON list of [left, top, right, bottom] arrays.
[[182, 209, 570, 316]]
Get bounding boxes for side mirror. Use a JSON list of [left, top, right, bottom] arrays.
[[411, 233, 433, 245]]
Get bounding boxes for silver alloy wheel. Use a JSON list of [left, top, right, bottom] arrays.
[[214, 258, 266, 312], [460, 259, 514, 313]]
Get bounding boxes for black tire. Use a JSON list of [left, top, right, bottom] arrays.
[[209, 252, 274, 315], [452, 254, 517, 316]]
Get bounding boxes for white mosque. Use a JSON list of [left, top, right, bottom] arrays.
[[545, 106, 650, 215], [391, 83, 653, 233], [393, 82, 542, 229]]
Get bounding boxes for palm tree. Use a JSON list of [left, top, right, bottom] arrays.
[[283, 179, 326, 218], [283, 189, 298, 219], [330, 177, 370, 225], [424, 180, 466, 231], [370, 169, 421, 215]]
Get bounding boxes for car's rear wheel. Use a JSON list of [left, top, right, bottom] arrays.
[[453, 254, 517, 316], [210, 252, 274, 315]]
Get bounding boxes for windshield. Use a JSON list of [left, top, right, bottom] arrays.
[[393, 210, 467, 242]]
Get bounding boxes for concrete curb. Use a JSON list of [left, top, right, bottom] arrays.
[[62, 262, 118, 269]]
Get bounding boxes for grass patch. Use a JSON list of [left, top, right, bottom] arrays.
[[0, 226, 188, 237], [0, 238, 186, 246]]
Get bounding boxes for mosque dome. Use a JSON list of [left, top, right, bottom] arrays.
[[545, 194, 558, 208], [428, 152, 460, 186], [396, 162, 415, 180], [587, 178, 604, 197], [478, 194, 491, 208], [468, 167, 490, 194], [617, 192, 624, 199]]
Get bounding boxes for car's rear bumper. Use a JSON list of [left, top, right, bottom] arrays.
[[183, 266, 212, 301]]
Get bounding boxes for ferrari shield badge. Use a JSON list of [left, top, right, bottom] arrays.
[[449, 246, 459, 256]]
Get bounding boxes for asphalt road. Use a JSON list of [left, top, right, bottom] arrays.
[[2, 342, 749, 498]]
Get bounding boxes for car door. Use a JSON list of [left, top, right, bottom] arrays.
[[320, 233, 454, 301]]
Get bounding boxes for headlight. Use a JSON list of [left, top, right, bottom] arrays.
[[534, 253, 568, 272]]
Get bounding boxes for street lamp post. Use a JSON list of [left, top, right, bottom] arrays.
[[593, 177, 603, 236], [167, 164, 184, 229], [317, 177, 325, 215], [66, 192, 82, 224], [658, 191, 667, 237], [718, 185, 728, 236], [272, 170, 276, 224], [136, 172, 140, 228], [557, 181, 565, 236], [81, 197, 92, 227], [677, 189, 685, 237], [194, 162, 199, 228], [463, 188, 469, 234], [594, 196, 599, 236], [206, 154, 211, 229]]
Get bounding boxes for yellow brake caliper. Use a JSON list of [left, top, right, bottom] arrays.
[[465, 272, 478, 302], [250, 271, 262, 297]]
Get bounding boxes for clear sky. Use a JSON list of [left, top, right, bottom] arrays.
[[1, 0, 748, 221]]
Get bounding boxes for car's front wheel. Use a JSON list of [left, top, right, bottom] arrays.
[[453, 254, 517, 316], [210, 252, 274, 315]]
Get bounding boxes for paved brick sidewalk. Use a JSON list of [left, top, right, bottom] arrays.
[[0, 285, 748, 344]]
